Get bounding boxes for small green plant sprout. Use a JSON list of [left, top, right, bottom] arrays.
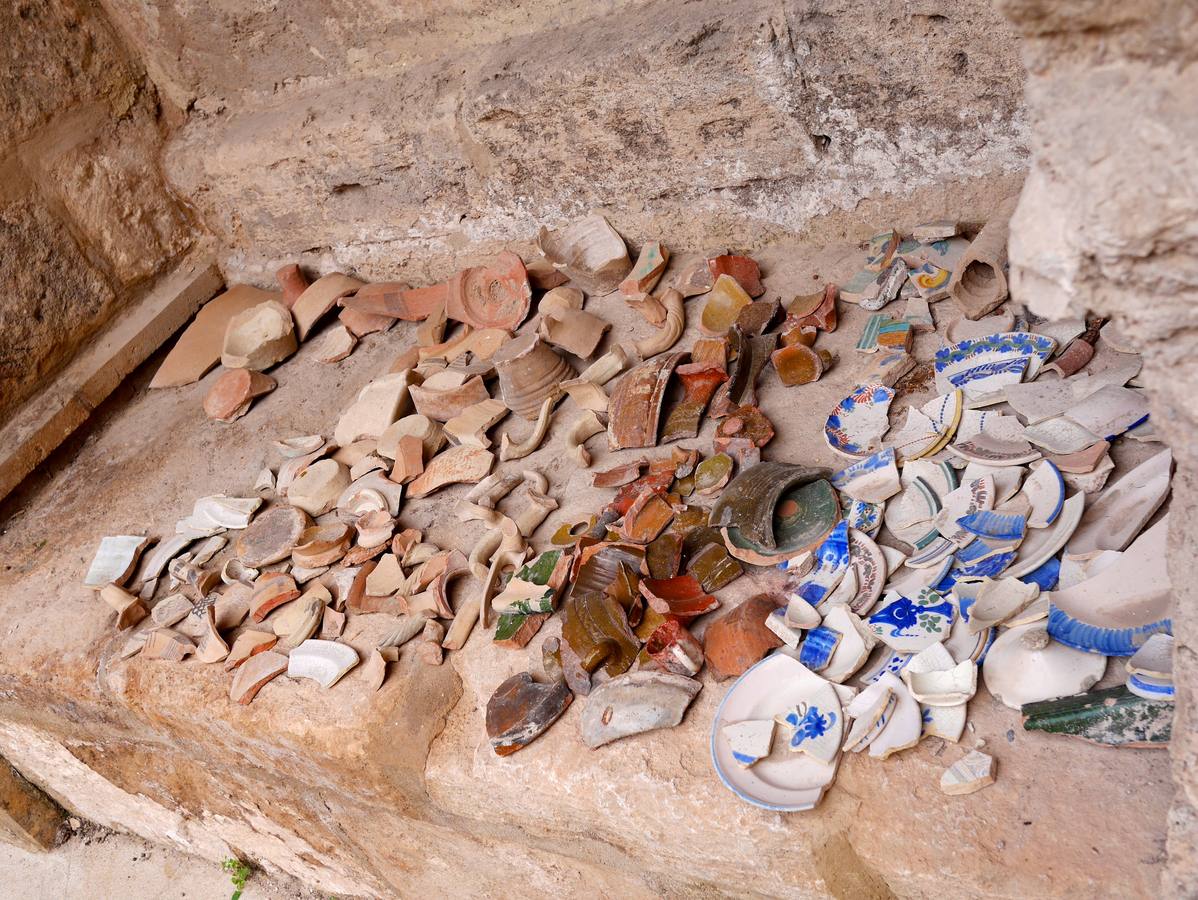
[[221, 856, 252, 900]]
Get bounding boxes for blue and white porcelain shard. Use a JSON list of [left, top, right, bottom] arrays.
[[981, 622, 1106, 710], [934, 476, 995, 546], [798, 625, 842, 672], [933, 331, 1057, 395], [775, 698, 842, 764], [824, 383, 896, 458], [956, 509, 1027, 543], [885, 407, 944, 463], [904, 536, 956, 569], [887, 554, 953, 600], [949, 432, 1042, 467], [721, 720, 776, 768], [1047, 516, 1171, 656], [795, 521, 851, 606], [858, 647, 913, 684], [842, 496, 883, 537], [954, 537, 1011, 566], [1127, 633, 1173, 679], [1127, 672, 1175, 702], [943, 605, 991, 664], [845, 672, 922, 758], [710, 654, 841, 811], [1016, 459, 1065, 529], [1018, 555, 1061, 592], [1006, 491, 1085, 579], [948, 356, 1029, 406], [831, 448, 901, 504], [867, 588, 956, 653], [901, 458, 958, 496], [949, 548, 1016, 580]]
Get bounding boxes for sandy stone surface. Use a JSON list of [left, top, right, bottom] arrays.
[[0, 225, 1172, 896]]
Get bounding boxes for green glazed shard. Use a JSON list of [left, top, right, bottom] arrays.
[[1021, 686, 1172, 747]]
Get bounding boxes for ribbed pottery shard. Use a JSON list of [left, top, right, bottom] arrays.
[[607, 351, 688, 450]]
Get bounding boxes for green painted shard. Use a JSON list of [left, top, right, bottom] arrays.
[[518, 549, 561, 586], [1021, 685, 1172, 748]]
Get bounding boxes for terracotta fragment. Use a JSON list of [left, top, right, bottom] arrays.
[[315, 325, 357, 363], [194, 605, 230, 663], [620, 491, 676, 544], [291, 523, 353, 568], [624, 290, 668, 326], [151, 593, 193, 628], [539, 287, 585, 315], [291, 273, 363, 340], [334, 370, 420, 447], [787, 283, 838, 332], [526, 257, 569, 291], [659, 363, 727, 444], [141, 628, 195, 661], [536, 213, 630, 293], [708, 255, 764, 297], [634, 288, 686, 358], [340, 281, 442, 321], [203, 368, 276, 422], [1047, 440, 1110, 474], [581, 670, 702, 748], [446, 251, 532, 330], [621, 241, 670, 296], [287, 458, 351, 516], [249, 573, 301, 623], [409, 371, 490, 423], [714, 406, 774, 452], [416, 619, 447, 665], [408, 446, 494, 498], [699, 274, 752, 336], [100, 584, 149, 630], [273, 589, 328, 652], [607, 351, 687, 449], [538, 308, 611, 357], [338, 305, 394, 337], [672, 257, 715, 296], [492, 333, 573, 420], [704, 594, 783, 680], [735, 298, 779, 335], [644, 619, 705, 676], [948, 197, 1017, 319], [229, 650, 288, 703], [151, 285, 281, 389], [562, 592, 640, 677], [222, 631, 277, 671], [486, 638, 574, 755], [389, 434, 426, 484], [221, 300, 297, 371], [639, 574, 719, 618], [593, 458, 648, 489], [377, 414, 444, 461], [274, 263, 309, 307], [565, 410, 607, 467], [771, 344, 831, 386]]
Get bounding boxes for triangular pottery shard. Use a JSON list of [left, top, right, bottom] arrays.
[[486, 638, 574, 756], [151, 285, 278, 388], [537, 213, 630, 293], [229, 651, 289, 704], [408, 446, 495, 498], [84, 535, 152, 587], [579, 671, 702, 748]]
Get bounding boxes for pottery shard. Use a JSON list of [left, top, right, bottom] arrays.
[[315, 325, 357, 363], [100, 584, 149, 630], [290, 273, 363, 340], [580, 671, 702, 748], [223, 630, 278, 671], [492, 332, 573, 420], [229, 651, 289, 704], [84, 535, 151, 588], [537, 212, 630, 293], [408, 446, 494, 498], [141, 628, 195, 661], [235, 505, 312, 567], [704, 594, 783, 680], [221, 300, 297, 371], [275, 263, 310, 307], [940, 750, 996, 795], [287, 458, 351, 516], [334, 371, 420, 446], [486, 645, 574, 755], [620, 241, 670, 296], [446, 251, 532, 330], [203, 368, 277, 422], [249, 573, 301, 622], [699, 275, 752, 336], [538, 308, 611, 358], [771, 345, 830, 386], [707, 255, 764, 298], [409, 372, 491, 422], [151, 285, 280, 389], [948, 196, 1017, 320], [339, 305, 394, 337], [607, 351, 687, 450]]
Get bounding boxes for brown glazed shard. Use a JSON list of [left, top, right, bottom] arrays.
[[787, 283, 838, 332], [734, 298, 779, 335], [687, 541, 743, 592], [607, 351, 688, 450], [593, 458, 649, 489], [486, 638, 573, 756], [710, 329, 776, 416], [660, 363, 727, 444], [704, 594, 783, 680], [561, 592, 641, 677], [638, 574, 719, 619], [645, 532, 683, 580], [707, 255, 765, 297], [619, 491, 676, 544], [342, 281, 446, 321], [713, 405, 775, 453], [447, 251, 533, 330], [708, 461, 829, 549]]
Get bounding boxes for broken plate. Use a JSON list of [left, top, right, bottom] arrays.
[[824, 384, 895, 458], [867, 588, 955, 653], [710, 654, 841, 811], [933, 332, 1056, 395], [1065, 449, 1171, 559], [982, 623, 1106, 709], [831, 448, 901, 504]]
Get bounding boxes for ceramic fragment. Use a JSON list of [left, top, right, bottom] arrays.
[[1024, 417, 1102, 455], [559, 377, 610, 414], [659, 363, 726, 443], [831, 449, 900, 505], [867, 589, 955, 653], [607, 351, 687, 450], [443, 399, 508, 450], [708, 255, 764, 297], [792, 521, 850, 607], [947, 198, 1015, 319], [580, 671, 701, 749], [722, 720, 775, 768], [537, 213, 629, 293], [620, 241, 669, 296], [85, 535, 151, 588], [446, 251, 532, 330], [249, 573, 301, 623], [824, 384, 894, 458], [334, 371, 420, 448], [100, 584, 149, 630], [141, 628, 195, 661], [1065, 448, 1171, 559], [771, 344, 831, 386], [820, 605, 875, 683], [377, 414, 444, 462], [1047, 440, 1110, 474], [940, 751, 995, 795], [847, 672, 921, 758], [407, 446, 494, 498], [498, 395, 553, 462], [1021, 685, 1172, 747], [709, 462, 831, 550], [1127, 633, 1173, 679], [287, 458, 350, 516], [272, 588, 327, 652], [774, 684, 843, 764], [287, 639, 359, 688], [565, 410, 606, 467], [699, 275, 752, 336], [492, 333, 573, 420], [983, 623, 1106, 709], [703, 594, 783, 680], [221, 300, 297, 370], [767, 607, 808, 647], [151, 286, 280, 388], [229, 651, 289, 704], [222, 631, 277, 672], [1126, 673, 1174, 702], [487, 638, 574, 755], [408, 371, 489, 423], [315, 324, 358, 364]]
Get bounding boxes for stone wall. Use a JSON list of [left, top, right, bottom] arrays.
[[98, 0, 1029, 285], [996, 0, 1198, 892], [0, 0, 195, 423]]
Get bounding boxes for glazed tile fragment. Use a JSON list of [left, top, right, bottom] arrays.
[[580, 671, 701, 748], [1020, 685, 1172, 747]]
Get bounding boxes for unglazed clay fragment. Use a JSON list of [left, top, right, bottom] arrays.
[[230, 651, 288, 704], [948, 197, 1016, 319], [562, 592, 640, 677], [709, 462, 829, 550], [580, 671, 701, 748], [222, 630, 277, 672], [620, 241, 670, 296], [315, 324, 357, 363], [537, 213, 630, 293], [940, 751, 996, 795], [708, 254, 764, 297], [634, 288, 686, 358], [85, 535, 151, 587], [152, 285, 280, 388], [492, 332, 573, 420], [408, 372, 490, 423], [565, 410, 606, 467], [249, 573, 301, 622], [203, 368, 276, 422], [221, 300, 297, 370], [334, 371, 420, 447], [446, 251, 532, 330], [290, 273, 363, 340], [287, 458, 350, 516], [377, 414, 443, 461], [272, 589, 326, 652], [607, 351, 687, 450], [100, 584, 149, 629], [704, 594, 783, 680], [287, 639, 359, 688], [342, 280, 444, 322], [408, 446, 494, 498], [141, 628, 195, 661], [487, 638, 573, 755]]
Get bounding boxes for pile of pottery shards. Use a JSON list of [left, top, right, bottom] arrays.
[[708, 220, 1174, 812]]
